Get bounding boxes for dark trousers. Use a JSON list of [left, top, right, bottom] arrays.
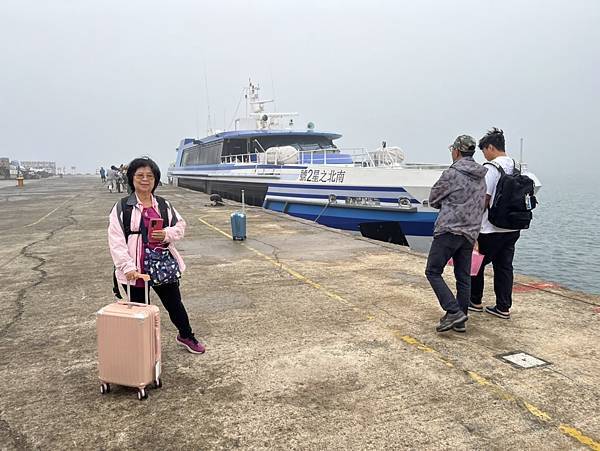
[[470, 231, 520, 312], [122, 281, 193, 339], [425, 233, 474, 314]]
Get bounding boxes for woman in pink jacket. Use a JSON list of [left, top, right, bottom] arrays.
[[108, 157, 205, 354]]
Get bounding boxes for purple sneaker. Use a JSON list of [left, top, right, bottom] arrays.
[[176, 335, 206, 354]]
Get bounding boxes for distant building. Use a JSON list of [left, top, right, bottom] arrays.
[[0, 158, 9, 179], [20, 160, 57, 175]]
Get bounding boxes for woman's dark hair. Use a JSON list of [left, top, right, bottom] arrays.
[[478, 127, 505, 151], [126, 157, 161, 193]]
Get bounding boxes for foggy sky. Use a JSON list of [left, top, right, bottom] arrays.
[[1, 0, 598, 179]]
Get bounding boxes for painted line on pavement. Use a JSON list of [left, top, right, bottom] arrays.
[[198, 216, 600, 451], [23, 195, 78, 228], [198, 217, 354, 308]]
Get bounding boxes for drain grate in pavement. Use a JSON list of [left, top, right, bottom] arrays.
[[497, 351, 550, 369]]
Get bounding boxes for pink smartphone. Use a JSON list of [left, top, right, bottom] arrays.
[[148, 218, 164, 242]]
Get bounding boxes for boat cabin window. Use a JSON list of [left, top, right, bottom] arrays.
[[201, 141, 223, 164], [222, 139, 248, 156], [181, 145, 200, 166], [181, 141, 223, 166], [296, 143, 325, 151], [252, 136, 337, 153]]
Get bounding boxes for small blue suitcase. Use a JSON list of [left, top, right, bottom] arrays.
[[230, 211, 246, 241]]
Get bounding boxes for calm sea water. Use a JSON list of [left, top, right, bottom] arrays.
[[513, 173, 600, 295]]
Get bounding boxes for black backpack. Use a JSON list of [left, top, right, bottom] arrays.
[[484, 159, 537, 230], [111, 195, 178, 298]]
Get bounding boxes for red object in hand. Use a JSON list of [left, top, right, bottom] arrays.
[[148, 218, 164, 242]]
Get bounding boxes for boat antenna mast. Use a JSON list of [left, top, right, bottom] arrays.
[[245, 79, 298, 130], [519, 137, 524, 165], [204, 69, 213, 135]]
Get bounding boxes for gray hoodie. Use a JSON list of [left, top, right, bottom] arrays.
[[429, 157, 487, 244]]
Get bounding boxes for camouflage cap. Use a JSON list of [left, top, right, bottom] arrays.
[[449, 135, 476, 153]]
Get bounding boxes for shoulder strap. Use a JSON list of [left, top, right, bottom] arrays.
[[116, 197, 135, 242], [512, 158, 522, 175], [112, 267, 122, 299], [155, 196, 178, 227], [112, 197, 137, 298], [483, 160, 505, 176]]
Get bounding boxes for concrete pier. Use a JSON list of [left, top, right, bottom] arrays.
[[1, 177, 599, 450]]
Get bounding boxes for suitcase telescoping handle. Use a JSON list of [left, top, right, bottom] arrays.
[[125, 273, 151, 305]]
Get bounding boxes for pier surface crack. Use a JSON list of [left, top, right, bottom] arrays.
[[0, 411, 33, 450], [0, 204, 77, 340]]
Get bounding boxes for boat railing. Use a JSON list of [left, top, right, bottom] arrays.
[[219, 148, 445, 170], [220, 152, 281, 176], [348, 149, 449, 170], [220, 148, 357, 166], [221, 154, 257, 164], [346, 148, 410, 168], [297, 148, 361, 165], [401, 162, 450, 170], [347, 148, 380, 167], [297, 147, 411, 167]]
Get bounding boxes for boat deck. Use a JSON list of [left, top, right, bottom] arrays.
[[1, 177, 599, 449]]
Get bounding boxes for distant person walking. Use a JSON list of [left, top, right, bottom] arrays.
[[99, 167, 106, 183], [106, 166, 118, 193], [115, 166, 125, 193], [425, 135, 487, 332], [108, 157, 206, 354], [121, 164, 132, 194], [470, 128, 524, 320]]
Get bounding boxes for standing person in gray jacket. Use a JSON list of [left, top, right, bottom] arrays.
[[425, 135, 487, 333]]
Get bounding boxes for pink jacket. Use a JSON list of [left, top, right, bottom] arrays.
[[108, 194, 187, 285]]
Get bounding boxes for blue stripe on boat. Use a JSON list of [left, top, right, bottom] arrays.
[[265, 200, 436, 237]]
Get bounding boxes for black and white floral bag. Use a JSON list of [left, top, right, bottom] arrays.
[[143, 246, 181, 286], [140, 214, 181, 286]]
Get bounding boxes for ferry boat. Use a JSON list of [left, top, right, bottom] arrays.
[[168, 81, 534, 252]]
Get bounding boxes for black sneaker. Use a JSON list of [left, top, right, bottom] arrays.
[[436, 311, 468, 332], [452, 321, 466, 333], [468, 302, 483, 312], [485, 305, 510, 320]]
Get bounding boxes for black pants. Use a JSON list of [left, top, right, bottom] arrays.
[[122, 281, 193, 339], [425, 233, 474, 314], [470, 231, 520, 312]]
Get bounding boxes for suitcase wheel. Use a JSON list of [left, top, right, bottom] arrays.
[[137, 388, 148, 401], [154, 377, 162, 389], [100, 383, 110, 395]]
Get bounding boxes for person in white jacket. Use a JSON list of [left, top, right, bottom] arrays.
[[108, 157, 205, 354], [106, 166, 117, 193]]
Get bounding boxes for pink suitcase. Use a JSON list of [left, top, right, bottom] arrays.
[[96, 277, 161, 400]]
